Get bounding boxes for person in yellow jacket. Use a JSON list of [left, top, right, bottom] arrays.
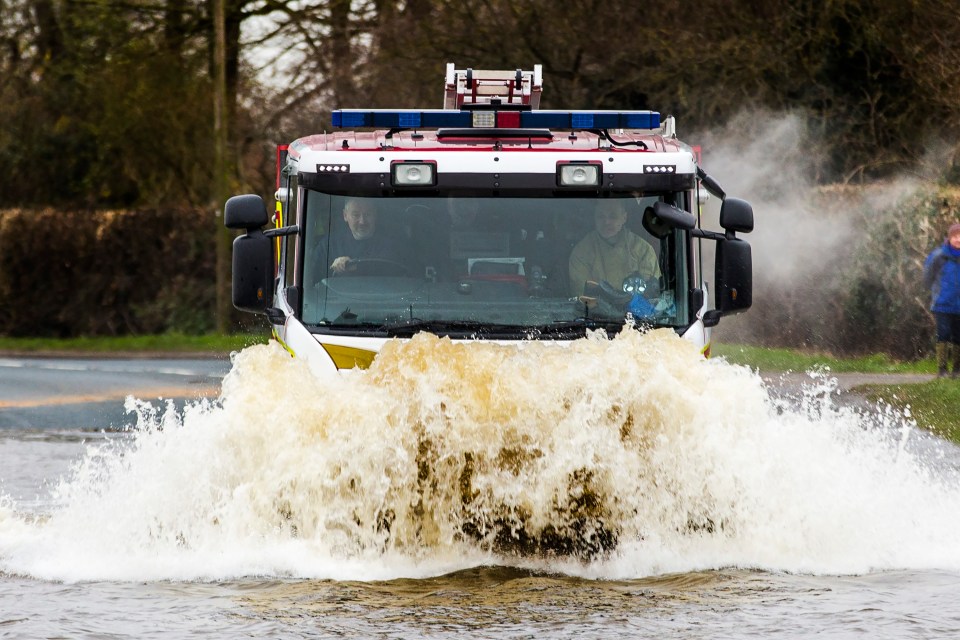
[[568, 199, 660, 296]]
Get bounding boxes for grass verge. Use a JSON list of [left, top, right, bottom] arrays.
[[859, 379, 960, 442], [712, 342, 934, 374], [0, 332, 268, 354]]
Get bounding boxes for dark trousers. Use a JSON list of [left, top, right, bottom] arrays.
[[935, 311, 960, 344]]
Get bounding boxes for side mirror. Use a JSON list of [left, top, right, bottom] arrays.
[[641, 206, 670, 238], [719, 197, 754, 234], [652, 201, 696, 230], [714, 237, 752, 315], [225, 194, 269, 230], [225, 194, 274, 314], [231, 230, 274, 314]]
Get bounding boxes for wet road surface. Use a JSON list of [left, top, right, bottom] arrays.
[[0, 356, 231, 429]]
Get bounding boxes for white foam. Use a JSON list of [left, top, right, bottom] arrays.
[[2, 329, 959, 582]]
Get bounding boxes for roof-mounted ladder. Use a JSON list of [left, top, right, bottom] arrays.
[[443, 63, 543, 110]]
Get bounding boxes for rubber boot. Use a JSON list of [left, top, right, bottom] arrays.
[[936, 342, 949, 378]]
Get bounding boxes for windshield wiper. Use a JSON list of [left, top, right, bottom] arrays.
[[534, 318, 623, 336], [379, 319, 523, 337]]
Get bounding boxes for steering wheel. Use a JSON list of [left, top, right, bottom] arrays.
[[348, 258, 413, 277]]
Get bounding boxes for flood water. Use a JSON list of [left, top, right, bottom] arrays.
[[2, 330, 960, 638]]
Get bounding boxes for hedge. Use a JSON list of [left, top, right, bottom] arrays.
[[0, 207, 219, 337]]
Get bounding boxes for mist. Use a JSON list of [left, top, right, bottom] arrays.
[[691, 110, 937, 355]]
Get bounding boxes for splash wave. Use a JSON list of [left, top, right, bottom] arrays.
[[3, 329, 960, 581]]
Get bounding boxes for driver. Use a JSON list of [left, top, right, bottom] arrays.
[[568, 199, 660, 296], [317, 199, 413, 276]]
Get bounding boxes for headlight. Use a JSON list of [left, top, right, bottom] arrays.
[[391, 161, 437, 187], [557, 161, 601, 187]]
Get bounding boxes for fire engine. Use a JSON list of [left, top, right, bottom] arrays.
[[225, 65, 753, 376]]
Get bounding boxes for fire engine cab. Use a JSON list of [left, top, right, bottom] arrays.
[[225, 65, 754, 375]]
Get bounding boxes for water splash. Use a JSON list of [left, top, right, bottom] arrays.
[[2, 329, 960, 582]]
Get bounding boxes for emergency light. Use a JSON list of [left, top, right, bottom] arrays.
[[332, 109, 661, 130]]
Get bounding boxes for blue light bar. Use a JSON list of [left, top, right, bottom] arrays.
[[523, 111, 660, 129], [331, 109, 661, 130], [332, 110, 472, 128]]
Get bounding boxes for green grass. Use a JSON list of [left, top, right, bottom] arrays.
[[0, 332, 268, 354], [861, 379, 960, 441], [712, 342, 935, 374]]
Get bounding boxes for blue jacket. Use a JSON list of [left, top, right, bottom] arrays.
[[924, 242, 960, 314]]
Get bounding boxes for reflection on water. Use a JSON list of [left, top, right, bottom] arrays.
[[5, 566, 959, 639], [2, 330, 960, 637], [225, 567, 960, 637]]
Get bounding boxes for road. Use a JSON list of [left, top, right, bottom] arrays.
[[762, 371, 935, 392], [760, 370, 937, 414], [0, 352, 936, 430], [0, 356, 231, 429]]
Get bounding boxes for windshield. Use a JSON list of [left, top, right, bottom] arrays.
[[300, 193, 690, 337]]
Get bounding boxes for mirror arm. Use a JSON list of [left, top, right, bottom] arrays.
[[690, 228, 726, 241], [265, 307, 286, 324], [264, 224, 299, 238], [696, 167, 726, 200], [702, 309, 722, 327]]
